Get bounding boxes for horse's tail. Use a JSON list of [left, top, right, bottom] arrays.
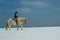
[[6, 22, 9, 30]]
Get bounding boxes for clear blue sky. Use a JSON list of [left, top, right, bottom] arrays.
[[0, 0, 60, 28]]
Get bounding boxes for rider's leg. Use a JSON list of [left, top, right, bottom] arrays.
[[16, 18, 18, 25]]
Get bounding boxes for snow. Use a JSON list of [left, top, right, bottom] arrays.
[[0, 27, 60, 40]]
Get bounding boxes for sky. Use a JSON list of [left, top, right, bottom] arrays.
[[0, 0, 60, 27]]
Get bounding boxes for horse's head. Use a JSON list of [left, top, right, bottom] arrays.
[[24, 18, 28, 24], [21, 17, 28, 24]]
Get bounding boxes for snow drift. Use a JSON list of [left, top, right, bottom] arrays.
[[0, 27, 60, 40]]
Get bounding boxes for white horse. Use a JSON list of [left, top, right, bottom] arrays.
[[6, 17, 28, 30]]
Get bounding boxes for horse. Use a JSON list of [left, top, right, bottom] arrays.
[[6, 17, 28, 30]]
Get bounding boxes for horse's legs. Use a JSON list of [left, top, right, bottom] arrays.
[[6, 23, 9, 30], [17, 26, 19, 30], [9, 26, 11, 30], [6, 27, 8, 30], [17, 25, 23, 30], [17, 22, 23, 30], [20, 25, 23, 30]]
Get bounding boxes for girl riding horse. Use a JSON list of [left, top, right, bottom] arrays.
[[14, 11, 18, 25]]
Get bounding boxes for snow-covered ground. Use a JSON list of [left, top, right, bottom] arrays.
[[0, 27, 60, 40]]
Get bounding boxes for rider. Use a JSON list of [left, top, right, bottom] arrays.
[[14, 11, 18, 24]]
